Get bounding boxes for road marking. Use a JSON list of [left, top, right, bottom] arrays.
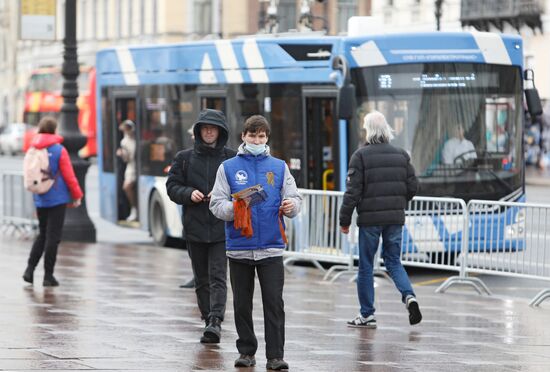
[[414, 273, 479, 286]]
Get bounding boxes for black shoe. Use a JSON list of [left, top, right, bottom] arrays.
[[234, 354, 256, 367], [43, 275, 59, 287], [23, 267, 34, 284], [202, 316, 221, 343], [266, 358, 289, 370], [406, 296, 422, 325], [179, 278, 195, 288]]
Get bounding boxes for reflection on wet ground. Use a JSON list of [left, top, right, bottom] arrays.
[[1, 235, 549, 371]]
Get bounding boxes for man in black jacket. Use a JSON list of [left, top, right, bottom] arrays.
[[166, 109, 236, 343], [339, 111, 422, 329]]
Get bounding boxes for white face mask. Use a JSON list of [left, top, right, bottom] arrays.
[[245, 142, 266, 156]]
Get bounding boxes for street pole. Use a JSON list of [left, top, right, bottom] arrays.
[[58, 0, 96, 242]]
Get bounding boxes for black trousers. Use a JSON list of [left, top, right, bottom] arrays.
[[27, 204, 67, 275], [229, 256, 285, 359], [187, 241, 227, 321]]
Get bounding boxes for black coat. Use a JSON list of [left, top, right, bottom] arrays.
[[339, 143, 418, 227], [166, 110, 236, 242]]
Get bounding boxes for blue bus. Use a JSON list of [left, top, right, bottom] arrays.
[[95, 31, 533, 246]]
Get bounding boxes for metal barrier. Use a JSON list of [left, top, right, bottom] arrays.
[[0, 171, 37, 238], [437, 199, 550, 306], [284, 189, 357, 280]]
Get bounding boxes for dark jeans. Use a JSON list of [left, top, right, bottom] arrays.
[[357, 225, 415, 317], [27, 204, 67, 275], [229, 256, 285, 360], [187, 241, 227, 321]]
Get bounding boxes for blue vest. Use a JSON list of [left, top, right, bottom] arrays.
[[224, 154, 286, 250], [33, 144, 72, 208]]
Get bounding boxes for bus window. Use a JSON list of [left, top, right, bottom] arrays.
[[305, 97, 336, 190], [141, 85, 181, 176], [268, 84, 303, 187]]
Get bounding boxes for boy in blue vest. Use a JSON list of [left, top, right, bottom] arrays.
[[210, 115, 301, 371]]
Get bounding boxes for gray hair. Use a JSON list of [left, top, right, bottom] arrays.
[[363, 111, 394, 144]]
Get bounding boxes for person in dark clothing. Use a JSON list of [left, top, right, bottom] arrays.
[[22, 116, 83, 287], [166, 109, 236, 343], [339, 111, 422, 329]]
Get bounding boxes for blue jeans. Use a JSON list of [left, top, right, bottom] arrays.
[[357, 225, 415, 317]]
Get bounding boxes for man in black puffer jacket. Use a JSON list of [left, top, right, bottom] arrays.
[[339, 111, 422, 329], [166, 109, 236, 344]]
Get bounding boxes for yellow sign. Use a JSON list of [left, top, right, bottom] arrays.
[[21, 0, 55, 16]]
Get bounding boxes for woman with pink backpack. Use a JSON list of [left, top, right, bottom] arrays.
[[22, 116, 83, 287]]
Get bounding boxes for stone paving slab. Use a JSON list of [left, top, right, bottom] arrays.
[[1, 235, 549, 371]]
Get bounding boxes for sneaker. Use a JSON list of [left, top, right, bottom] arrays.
[[347, 314, 377, 328], [201, 316, 221, 343], [234, 354, 256, 367], [126, 207, 138, 221], [266, 358, 289, 371], [23, 266, 34, 284], [179, 278, 195, 288], [406, 295, 422, 325], [43, 274, 59, 287]]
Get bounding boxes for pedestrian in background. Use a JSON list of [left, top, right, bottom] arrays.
[[166, 109, 236, 343], [116, 119, 137, 221], [339, 111, 422, 328], [210, 115, 302, 371], [22, 116, 83, 287]]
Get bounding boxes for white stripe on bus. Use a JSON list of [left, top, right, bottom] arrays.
[[115, 47, 139, 85], [243, 39, 269, 83], [351, 40, 388, 67], [471, 32, 512, 65], [200, 54, 218, 84], [215, 40, 244, 83]]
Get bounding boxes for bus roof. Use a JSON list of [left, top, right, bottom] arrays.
[[96, 32, 522, 87]]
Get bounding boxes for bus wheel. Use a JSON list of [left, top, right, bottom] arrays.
[[149, 191, 169, 246]]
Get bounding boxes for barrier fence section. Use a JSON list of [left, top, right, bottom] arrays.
[[437, 199, 550, 306], [0, 171, 37, 236], [284, 189, 358, 280]]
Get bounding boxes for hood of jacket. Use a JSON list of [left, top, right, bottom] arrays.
[[193, 109, 229, 152], [31, 133, 64, 149]]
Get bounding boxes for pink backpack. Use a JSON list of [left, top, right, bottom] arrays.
[[23, 147, 55, 194]]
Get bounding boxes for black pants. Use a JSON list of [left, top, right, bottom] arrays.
[[27, 204, 67, 275], [187, 241, 227, 321], [229, 256, 285, 359]]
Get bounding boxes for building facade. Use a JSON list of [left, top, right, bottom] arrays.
[[0, 0, 369, 126]]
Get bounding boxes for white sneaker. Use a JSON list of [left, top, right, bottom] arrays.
[[347, 314, 377, 328], [126, 207, 138, 221]]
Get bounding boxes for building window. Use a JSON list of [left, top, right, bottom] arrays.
[[116, 1, 122, 37], [337, 0, 357, 34], [128, 0, 133, 36], [278, 0, 297, 32], [194, 0, 212, 35], [80, 0, 87, 40], [152, 0, 157, 34], [103, 0, 108, 39], [91, 0, 97, 40], [140, 0, 145, 34]]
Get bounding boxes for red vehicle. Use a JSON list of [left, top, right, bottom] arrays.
[[23, 66, 97, 158]]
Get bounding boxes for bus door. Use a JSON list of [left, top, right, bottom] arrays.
[[112, 93, 138, 225], [303, 89, 337, 190]]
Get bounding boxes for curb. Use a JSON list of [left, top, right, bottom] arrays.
[[526, 177, 550, 186]]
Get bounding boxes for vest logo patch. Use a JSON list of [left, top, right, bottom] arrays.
[[266, 171, 275, 186], [235, 170, 248, 185]]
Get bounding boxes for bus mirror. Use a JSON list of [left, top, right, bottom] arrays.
[[524, 69, 543, 117], [338, 83, 356, 120]]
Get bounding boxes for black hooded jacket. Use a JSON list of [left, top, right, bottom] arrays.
[[166, 109, 236, 243], [339, 143, 418, 227]]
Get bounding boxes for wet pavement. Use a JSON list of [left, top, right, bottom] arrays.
[[1, 235, 550, 372]]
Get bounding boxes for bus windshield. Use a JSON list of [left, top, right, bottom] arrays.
[[351, 63, 523, 201]]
